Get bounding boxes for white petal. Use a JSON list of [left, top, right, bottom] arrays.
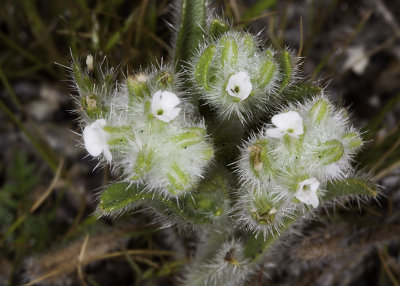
[[271, 111, 303, 137], [151, 90, 163, 114], [225, 71, 252, 101], [103, 146, 112, 163], [295, 178, 320, 208], [160, 91, 180, 110], [151, 90, 181, 122], [166, 107, 181, 121], [83, 119, 108, 157], [266, 127, 285, 138], [155, 107, 181, 123]]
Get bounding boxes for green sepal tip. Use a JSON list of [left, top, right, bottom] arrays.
[[195, 45, 216, 91]]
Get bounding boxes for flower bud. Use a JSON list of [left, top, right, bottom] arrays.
[[126, 73, 148, 99], [248, 139, 273, 177], [209, 19, 229, 38]]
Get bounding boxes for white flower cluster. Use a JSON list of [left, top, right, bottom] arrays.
[[71, 13, 375, 286], [235, 95, 363, 236], [191, 31, 293, 124], [80, 66, 214, 197]]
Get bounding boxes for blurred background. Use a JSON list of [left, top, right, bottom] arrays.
[[0, 0, 399, 285]]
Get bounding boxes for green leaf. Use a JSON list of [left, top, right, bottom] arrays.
[[105, 31, 121, 52], [323, 177, 378, 201], [188, 172, 230, 218], [99, 183, 149, 214], [98, 182, 224, 224]]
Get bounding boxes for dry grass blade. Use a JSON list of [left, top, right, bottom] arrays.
[[235, 11, 277, 25], [297, 16, 303, 58], [294, 224, 400, 260], [370, 136, 400, 175], [24, 250, 174, 285], [77, 233, 90, 286], [30, 157, 65, 213], [229, 0, 240, 23], [22, 228, 172, 286], [377, 247, 400, 286], [135, 0, 149, 46], [374, 160, 400, 180]]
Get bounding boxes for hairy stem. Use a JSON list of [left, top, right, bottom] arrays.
[[173, 0, 206, 70]]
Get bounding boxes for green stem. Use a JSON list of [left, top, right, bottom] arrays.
[[173, 0, 206, 70], [243, 215, 297, 263]]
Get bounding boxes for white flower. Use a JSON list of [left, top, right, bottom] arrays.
[[266, 111, 304, 138], [225, 71, 252, 101], [295, 178, 320, 208], [151, 90, 181, 123], [83, 119, 112, 162]]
